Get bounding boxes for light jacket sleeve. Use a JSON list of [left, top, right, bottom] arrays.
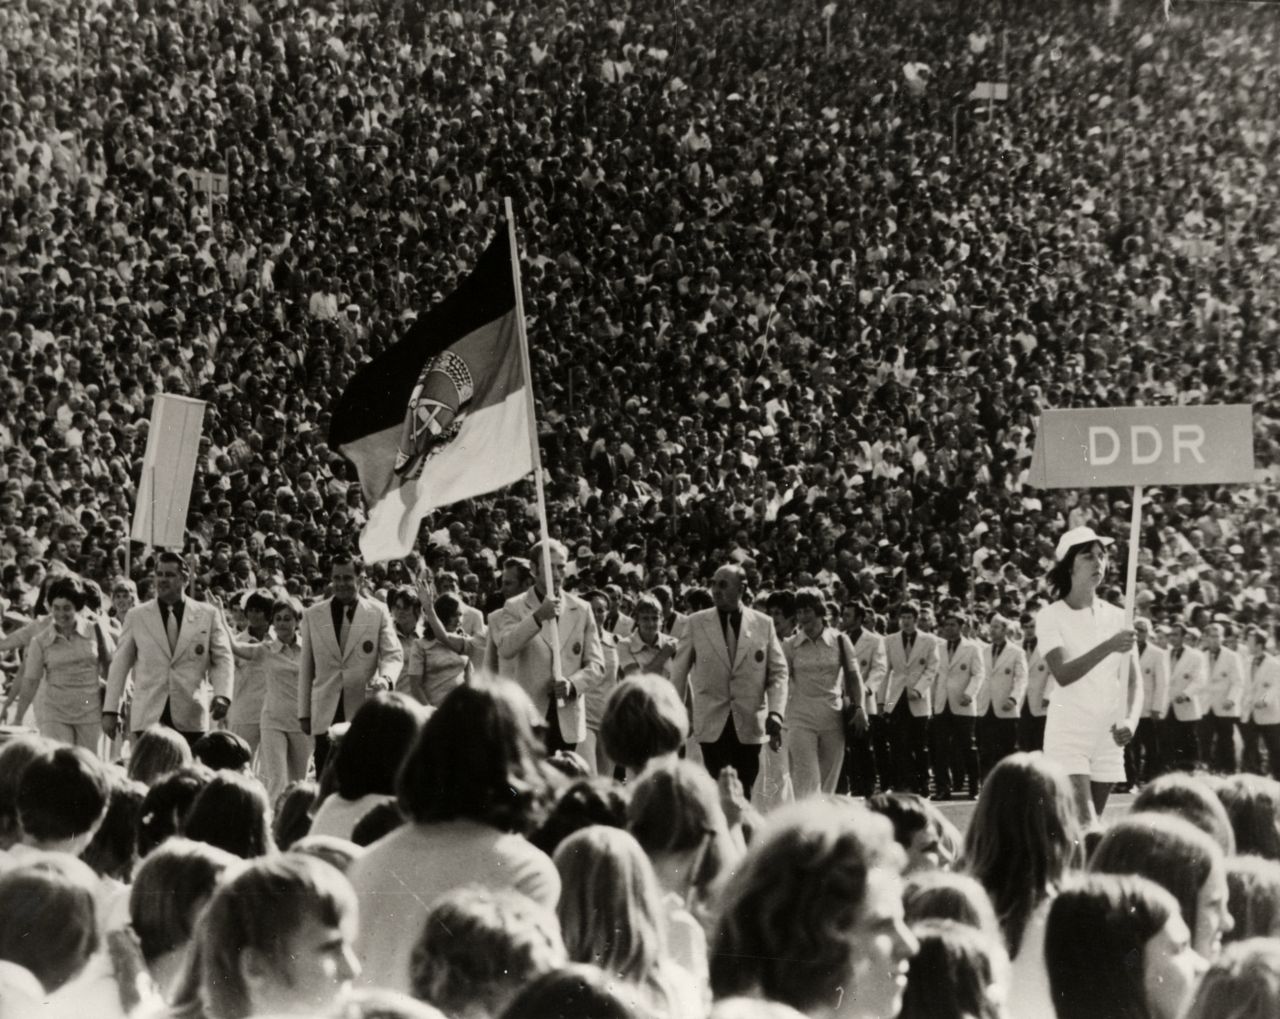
[[375, 604, 404, 686], [104, 612, 138, 714]]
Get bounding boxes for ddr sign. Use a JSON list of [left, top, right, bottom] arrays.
[[1027, 405, 1254, 489]]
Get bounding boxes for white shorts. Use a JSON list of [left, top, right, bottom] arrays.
[[1043, 702, 1126, 783]]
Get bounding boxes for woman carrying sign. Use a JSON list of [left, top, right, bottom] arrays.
[[1034, 526, 1140, 826]]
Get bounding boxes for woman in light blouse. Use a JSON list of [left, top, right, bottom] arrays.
[[403, 573, 469, 707], [782, 587, 867, 799], [15, 575, 113, 752]]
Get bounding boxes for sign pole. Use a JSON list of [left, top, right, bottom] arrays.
[[1122, 483, 1143, 728]]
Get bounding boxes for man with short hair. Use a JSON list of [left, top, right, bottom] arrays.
[[1242, 626, 1280, 777], [482, 557, 534, 675], [669, 563, 788, 795], [882, 603, 939, 797], [200, 854, 360, 1019], [582, 589, 621, 775], [930, 610, 985, 800], [1130, 617, 1169, 783], [12, 745, 110, 862], [1164, 623, 1208, 771], [976, 614, 1027, 781], [841, 601, 887, 797], [1201, 621, 1244, 773], [104, 551, 234, 745], [297, 554, 403, 775], [436, 570, 488, 670]]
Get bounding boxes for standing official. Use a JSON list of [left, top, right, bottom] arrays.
[[1020, 629, 1053, 753], [882, 602, 939, 797], [1242, 627, 1280, 779], [297, 554, 403, 774], [976, 614, 1026, 781], [1164, 623, 1208, 772], [104, 551, 234, 745], [1201, 622, 1244, 774], [582, 589, 621, 775], [930, 610, 985, 800], [669, 563, 787, 796], [1130, 618, 1169, 783], [493, 539, 604, 753], [842, 602, 887, 797]]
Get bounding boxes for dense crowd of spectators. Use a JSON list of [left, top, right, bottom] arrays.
[[2, 0, 1280, 637]]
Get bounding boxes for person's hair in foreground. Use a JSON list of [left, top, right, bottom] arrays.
[[903, 871, 1003, 948], [600, 673, 690, 775], [1214, 774, 1280, 861], [192, 730, 254, 773], [181, 769, 276, 859], [17, 744, 110, 852], [136, 765, 212, 858], [1133, 772, 1236, 857], [200, 853, 360, 1019], [1185, 938, 1280, 1019], [963, 752, 1082, 957], [129, 837, 238, 965], [1047, 874, 1206, 1019], [499, 963, 639, 1019], [529, 777, 629, 857], [81, 773, 147, 881], [897, 919, 1006, 1019], [709, 799, 916, 1019], [0, 734, 51, 848], [1225, 855, 1280, 943], [273, 779, 318, 850], [335, 692, 429, 801], [411, 885, 566, 1019], [396, 680, 549, 835], [0, 855, 99, 992], [1090, 812, 1231, 961], [127, 724, 194, 786]]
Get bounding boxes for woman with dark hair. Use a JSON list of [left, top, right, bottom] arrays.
[[348, 680, 558, 994], [0, 734, 51, 849], [1034, 525, 1140, 825], [1214, 774, 1280, 860], [310, 691, 429, 841], [13, 574, 114, 752], [898, 920, 1006, 1019], [127, 725, 194, 787], [600, 673, 690, 779], [0, 856, 100, 995], [1047, 874, 1207, 1019], [136, 766, 212, 858], [181, 770, 276, 860], [500, 964, 640, 1019], [1134, 773, 1236, 856]]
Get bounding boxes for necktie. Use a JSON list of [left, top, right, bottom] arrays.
[[905, 634, 914, 655], [338, 606, 351, 652], [164, 606, 178, 653], [1173, 647, 1183, 663], [993, 643, 1004, 660], [948, 640, 959, 656], [725, 614, 739, 663]]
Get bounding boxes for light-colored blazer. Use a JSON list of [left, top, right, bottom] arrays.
[[1245, 654, 1280, 726], [1167, 646, 1209, 722], [1205, 646, 1245, 718], [669, 606, 788, 744], [933, 637, 987, 717], [1138, 643, 1170, 718], [617, 631, 678, 679], [851, 629, 888, 716], [1025, 645, 1054, 717], [105, 598, 234, 732], [297, 596, 403, 732], [608, 612, 635, 639], [459, 602, 489, 670], [883, 630, 939, 717], [494, 588, 604, 745], [977, 641, 1028, 718]]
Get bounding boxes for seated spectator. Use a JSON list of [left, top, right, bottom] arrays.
[[1214, 774, 1280, 860], [411, 886, 566, 1019], [600, 673, 690, 780], [82, 773, 146, 885], [311, 692, 429, 841], [0, 734, 50, 851], [1091, 813, 1233, 962], [1185, 939, 1280, 1019], [866, 792, 956, 874], [1224, 856, 1280, 943], [709, 800, 917, 1019], [529, 777, 630, 857], [129, 838, 238, 1001], [273, 779, 318, 851], [12, 744, 109, 862], [500, 964, 641, 1019], [348, 680, 558, 994], [902, 871, 1003, 948], [898, 919, 1006, 1019], [200, 854, 360, 1019], [136, 766, 212, 859], [1047, 874, 1208, 1019], [181, 770, 275, 860], [191, 730, 254, 774], [126, 725, 194, 787], [1132, 774, 1237, 857], [0, 855, 100, 994], [554, 825, 705, 1016]]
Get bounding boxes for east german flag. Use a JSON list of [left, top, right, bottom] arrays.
[[331, 226, 534, 562]]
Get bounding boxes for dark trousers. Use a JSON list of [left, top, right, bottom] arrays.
[[1018, 705, 1046, 753], [869, 712, 895, 793], [544, 698, 577, 756], [887, 698, 931, 795], [314, 696, 346, 781], [1129, 717, 1163, 783], [930, 707, 978, 797], [841, 718, 879, 797], [158, 699, 202, 748], [1242, 721, 1264, 776], [1162, 716, 1202, 772], [1201, 714, 1239, 773], [977, 711, 1017, 781], [1258, 724, 1280, 780], [701, 716, 761, 797]]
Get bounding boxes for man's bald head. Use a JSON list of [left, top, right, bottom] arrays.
[[712, 563, 746, 611]]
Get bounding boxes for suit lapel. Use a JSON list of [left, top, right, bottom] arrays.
[[705, 612, 732, 669], [559, 600, 579, 657], [323, 600, 344, 659], [144, 603, 169, 658], [733, 610, 755, 671], [343, 600, 370, 660], [172, 602, 198, 658]]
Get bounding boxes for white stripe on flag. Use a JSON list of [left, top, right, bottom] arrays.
[[357, 387, 534, 562]]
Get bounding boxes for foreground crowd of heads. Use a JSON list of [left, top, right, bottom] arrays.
[[4, 677, 1280, 1019]]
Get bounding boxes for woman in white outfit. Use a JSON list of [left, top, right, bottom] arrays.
[[1034, 525, 1140, 826]]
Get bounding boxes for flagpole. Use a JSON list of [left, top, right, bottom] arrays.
[[504, 198, 566, 705]]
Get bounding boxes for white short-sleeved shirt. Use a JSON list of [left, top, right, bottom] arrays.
[[1034, 599, 1126, 714]]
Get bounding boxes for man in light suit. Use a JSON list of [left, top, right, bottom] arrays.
[[1242, 626, 1280, 778], [1164, 623, 1208, 771], [1020, 629, 1053, 753], [977, 614, 1027, 782], [104, 551, 234, 745], [437, 570, 488, 670], [883, 602, 939, 797], [1131, 618, 1169, 782], [1201, 621, 1244, 773], [494, 539, 604, 754], [602, 584, 635, 639], [669, 563, 788, 796], [652, 585, 689, 642], [298, 554, 403, 774], [841, 601, 888, 797], [482, 557, 534, 675], [931, 610, 986, 800]]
